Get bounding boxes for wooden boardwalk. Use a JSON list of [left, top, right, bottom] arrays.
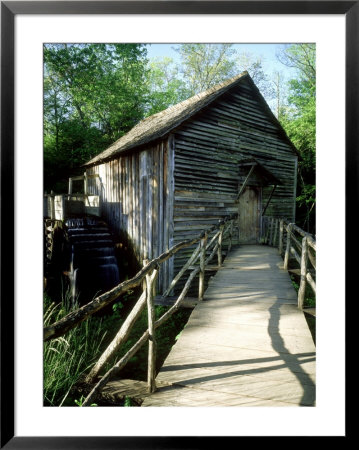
[[142, 245, 316, 407]]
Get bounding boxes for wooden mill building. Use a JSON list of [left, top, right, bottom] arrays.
[[84, 71, 299, 293]]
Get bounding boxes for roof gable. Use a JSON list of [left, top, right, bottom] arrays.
[[85, 71, 298, 166]]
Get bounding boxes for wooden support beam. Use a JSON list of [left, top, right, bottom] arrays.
[[68, 179, 73, 195], [236, 163, 256, 201], [269, 217, 275, 246], [264, 217, 270, 244], [228, 220, 234, 253], [49, 191, 55, 220], [261, 184, 277, 216], [84, 172, 88, 195], [273, 218, 278, 247]]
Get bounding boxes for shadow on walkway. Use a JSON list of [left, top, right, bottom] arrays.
[[268, 299, 316, 405]]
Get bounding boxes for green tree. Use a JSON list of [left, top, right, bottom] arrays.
[[175, 44, 238, 95], [270, 70, 289, 120], [145, 57, 190, 116], [278, 44, 316, 233], [44, 43, 149, 191], [236, 52, 275, 100]]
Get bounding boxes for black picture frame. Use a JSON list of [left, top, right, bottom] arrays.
[[1, 1, 352, 447]]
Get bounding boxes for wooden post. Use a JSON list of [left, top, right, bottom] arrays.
[[199, 232, 207, 301], [228, 220, 234, 253], [298, 236, 308, 310], [279, 220, 284, 255], [68, 178, 73, 195], [273, 219, 278, 248], [269, 217, 274, 246], [284, 224, 292, 270], [237, 164, 256, 200], [162, 243, 201, 298], [261, 184, 277, 216], [145, 263, 158, 393], [218, 223, 224, 267], [84, 172, 88, 195], [265, 217, 270, 244], [50, 190, 55, 220]]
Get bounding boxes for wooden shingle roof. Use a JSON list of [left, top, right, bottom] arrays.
[[85, 70, 299, 166], [85, 71, 250, 166]]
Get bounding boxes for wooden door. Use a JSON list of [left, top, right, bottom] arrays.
[[238, 187, 261, 243]]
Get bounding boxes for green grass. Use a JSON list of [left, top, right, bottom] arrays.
[[43, 293, 109, 406], [44, 291, 192, 406], [289, 274, 316, 343], [101, 305, 192, 381], [289, 274, 316, 308]]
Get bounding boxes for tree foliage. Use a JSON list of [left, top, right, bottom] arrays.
[[44, 43, 277, 192], [148, 45, 274, 107], [278, 44, 316, 233], [145, 57, 190, 116], [44, 44, 149, 191], [175, 44, 238, 94], [44, 43, 316, 235], [236, 52, 275, 100]]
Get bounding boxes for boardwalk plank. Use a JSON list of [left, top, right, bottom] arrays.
[[141, 245, 315, 407]]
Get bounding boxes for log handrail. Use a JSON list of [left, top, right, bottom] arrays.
[[44, 213, 236, 403], [46, 212, 314, 405], [43, 215, 235, 342], [83, 218, 229, 405], [262, 216, 316, 310]]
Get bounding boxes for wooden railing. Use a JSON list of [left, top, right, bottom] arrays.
[[43, 214, 236, 405], [261, 217, 316, 310]]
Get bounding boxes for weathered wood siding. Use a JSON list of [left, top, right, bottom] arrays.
[[86, 138, 174, 292], [171, 78, 297, 289], [86, 77, 297, 296]]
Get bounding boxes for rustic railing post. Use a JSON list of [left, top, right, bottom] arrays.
[[269, 217, 274, 246], [85, 267, 159, 384], [145, 261, 158, 393], [273, 219, 278, 248], [265, 217, 270, 244], [228, 219, 234, 253], [297, 236, 308, 310], [284, 223, 292, 270], [218, 223, 224, 267], [199, 232, 208, 301], [279, 219, 284, 255]]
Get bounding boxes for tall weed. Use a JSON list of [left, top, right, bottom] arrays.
[[43, 293, 108, 406]]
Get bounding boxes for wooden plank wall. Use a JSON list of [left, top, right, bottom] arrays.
[[171, 78, 297, 292], [86, 77, 297, 296], [86, 138, 174, 293]]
